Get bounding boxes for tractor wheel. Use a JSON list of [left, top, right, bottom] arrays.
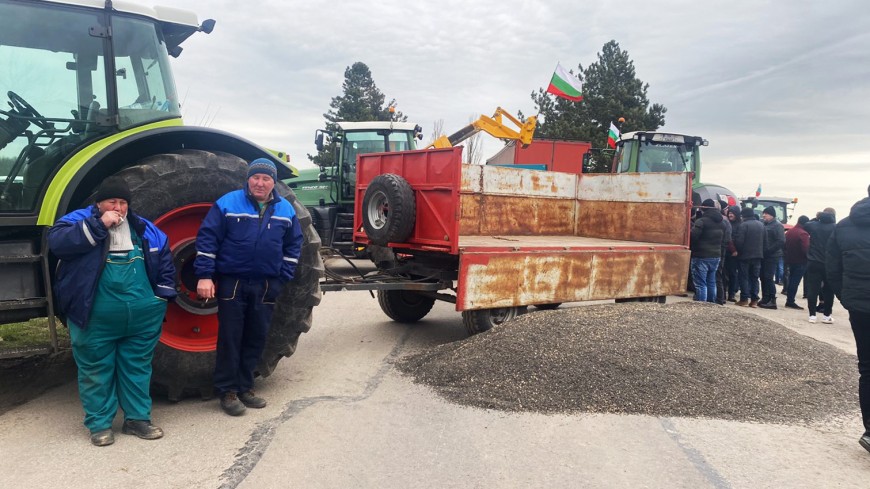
[[361, 173, 415, 246], [377, 289, 435, 323], [462, 306, 521, 335], [111, 149, 323, 401]]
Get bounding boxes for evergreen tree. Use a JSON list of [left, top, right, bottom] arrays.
[[309, 62, 406, 166], [528, 41, 666, 172]]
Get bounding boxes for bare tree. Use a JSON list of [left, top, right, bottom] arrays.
[[463, 114, 483, 164], [430, 119, 444, 145]]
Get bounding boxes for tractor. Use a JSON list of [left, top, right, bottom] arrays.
[[0, 0, 322, 400]]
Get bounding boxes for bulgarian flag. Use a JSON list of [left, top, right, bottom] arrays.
[[607, 122, 620, 149], [546, 63, 583, 101], [755, 183, 762, 197]]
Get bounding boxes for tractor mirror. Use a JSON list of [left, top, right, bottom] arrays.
[[315, 131, 324, 151]]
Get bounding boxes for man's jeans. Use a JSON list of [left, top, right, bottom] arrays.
[[739, 259, 762, 301], [691, 257, 720, 303], [761, 256, 779, 303], [786, 263, 807, 305]]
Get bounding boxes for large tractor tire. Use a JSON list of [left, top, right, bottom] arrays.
[[111, 149, 323, 401]]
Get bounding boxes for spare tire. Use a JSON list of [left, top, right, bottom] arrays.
[[361, 173, 415, 246], [109, 149, 323, 400]]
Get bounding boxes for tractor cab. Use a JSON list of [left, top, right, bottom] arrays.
[[740, 196, 798, 228], [612, 131, 707, 185], [310, 121, 422, 204], [0, 0, 210, 212]]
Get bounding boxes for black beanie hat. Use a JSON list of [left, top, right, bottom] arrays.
[[94, 176, 131, 204], [701, 199, 716, 208], [740, 207, 755, 219], [762, 206, 776, 217]]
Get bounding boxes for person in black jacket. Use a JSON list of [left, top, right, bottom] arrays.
[[826, 185, 870, 453], [805, 209, 837, 323], [690, 199, 725, 302], [724, 206, 742, 301], [759, 206, 786, 309], [734, 207, 765, 307]]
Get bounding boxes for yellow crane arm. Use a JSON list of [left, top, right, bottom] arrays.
[[427, 107, 537, 149]]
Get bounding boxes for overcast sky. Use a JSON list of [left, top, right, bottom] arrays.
[[163, 0, 870, 221]]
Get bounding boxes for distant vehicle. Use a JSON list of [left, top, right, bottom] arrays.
[[740, 196, 798, 229]]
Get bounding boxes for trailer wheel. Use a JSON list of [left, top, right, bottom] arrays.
[[462, 306, 521, 335], [377, 290, 435, 323], [362, 173, 415, 246], [108, 149, 323, 400]]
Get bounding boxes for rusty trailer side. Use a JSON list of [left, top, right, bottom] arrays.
[[354, 148, 692, 312]]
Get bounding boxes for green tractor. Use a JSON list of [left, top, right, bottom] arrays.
[[611, 131, 738, 207], [292, 121, 422, 255], [0, 0, 322, 399]]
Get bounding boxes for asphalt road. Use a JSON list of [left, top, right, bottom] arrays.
[[1, 273, 868, 489]]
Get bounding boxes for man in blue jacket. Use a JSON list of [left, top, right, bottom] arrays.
[[48, 176, 177, 446], [826, 185, 870, 453], [195, 158, 303, 416]]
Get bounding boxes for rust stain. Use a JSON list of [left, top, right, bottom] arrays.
[[577, 201, 688, 245], [460, 249, 690, 309], [478, 195, 575, 236]]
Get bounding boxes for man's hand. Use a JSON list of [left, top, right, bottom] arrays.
[[197, 278, 215, 300], [100, 210, 123, 228]]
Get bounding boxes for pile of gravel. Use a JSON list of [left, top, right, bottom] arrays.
[[397, 302, 858, 423]]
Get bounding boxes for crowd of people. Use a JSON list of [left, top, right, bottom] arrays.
[[690, 185, 870, 453]]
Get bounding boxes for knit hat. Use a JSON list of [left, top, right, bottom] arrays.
[[94, 176, 131, 203], [762, 206, 776, 217], [740, 207, 755, 219], [247, 158, 277, 180], [701, 199, 716, 209]]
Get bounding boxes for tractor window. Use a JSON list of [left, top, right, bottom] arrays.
[[637, 141, 696, 174], [0, 1, 109, 211], [112, 16, 181, 129]]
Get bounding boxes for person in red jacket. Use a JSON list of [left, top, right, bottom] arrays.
[[783, 215, 810, 309]]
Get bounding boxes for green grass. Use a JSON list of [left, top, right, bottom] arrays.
[[0, 318, 69, 351]]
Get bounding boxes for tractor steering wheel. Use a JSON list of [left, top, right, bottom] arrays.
[[7, 91, 51, 130]]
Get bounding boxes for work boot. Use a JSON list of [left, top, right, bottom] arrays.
[[785, 302, 804, 310], [749, 299, 759, 308], [90, 429, 114, 447], [239, 391, 267, 409], [735, 299, 749, 307], [221, 392, 246, 416], [758, 299, 777, 310], [860, 433, 870, 454], [122, 420, 164, 440]]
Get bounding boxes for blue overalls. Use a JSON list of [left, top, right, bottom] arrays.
[[68, 237, 167, 433]]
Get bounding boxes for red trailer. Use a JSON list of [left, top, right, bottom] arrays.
[[321, 147, 692, 334], [486, 139, 591, 174]]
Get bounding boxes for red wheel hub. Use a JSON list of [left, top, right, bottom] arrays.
[[154, 203, 217, 352]]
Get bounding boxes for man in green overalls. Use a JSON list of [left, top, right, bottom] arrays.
[[48, 177, 177, 446]]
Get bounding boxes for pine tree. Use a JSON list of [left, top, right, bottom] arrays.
[[309, 62, 406, 166], [529, 41, 666, 172]]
